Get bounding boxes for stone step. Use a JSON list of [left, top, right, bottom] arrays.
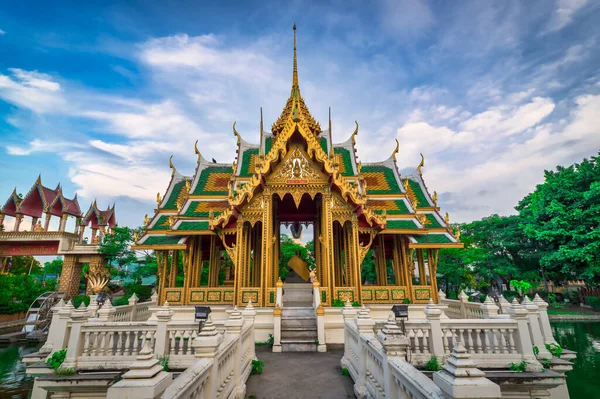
[[283, 283, 313, 288], [281, 307, 314, 317], [281, 339, 318, 352], [281, 318, 316, 328], [282, 301, 313, 308], [281, 327, 318, 339]]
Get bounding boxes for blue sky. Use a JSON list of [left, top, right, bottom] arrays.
[[1, 0, 599, 229]]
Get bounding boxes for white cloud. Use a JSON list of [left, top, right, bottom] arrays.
[[6, 139, 82, 156], [544, 0, 589, 33], [0, 29, 5, 35], [0, 69, 65, 113]]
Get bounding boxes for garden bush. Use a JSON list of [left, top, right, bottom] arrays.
[[72, 295, 90, 308], [0, 275, 56, 315], [586, 296, 600, 311]]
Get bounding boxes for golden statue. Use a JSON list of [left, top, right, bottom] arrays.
[[34, 220, 44, 232]]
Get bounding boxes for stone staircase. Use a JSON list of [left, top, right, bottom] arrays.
[[281, 282, 317, 352]]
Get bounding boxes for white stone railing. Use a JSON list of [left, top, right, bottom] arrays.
[[39, 296, 257, 374], [161, 308, 255, 399], [440, 290, 485, 319], [341, 306, 500, 398], [108, 293, 154, 322]]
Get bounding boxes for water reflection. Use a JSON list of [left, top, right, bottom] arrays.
[[0, 343, 41, 399], [551, 322, 600, 399]]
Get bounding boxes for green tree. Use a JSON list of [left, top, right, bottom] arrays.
[[516, 154, 600, 282], [43, 258, 63, 275], [360, 250, 376, 284], [98, 226, 139, 276], [3, 256, 41, 275]]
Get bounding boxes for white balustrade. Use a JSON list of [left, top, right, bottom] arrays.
[[388, 358, 445, 399]]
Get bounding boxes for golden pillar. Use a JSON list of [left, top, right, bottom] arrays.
[[428, 249, 440, 303], [260, 191, 274, 306], [399, 238, 414, 303], [392, 235, 403, 286], [253, 225, 262, 287], [320, 190, 335, 299], [350, 215, 362, 303], [416, 249, 427, 285]]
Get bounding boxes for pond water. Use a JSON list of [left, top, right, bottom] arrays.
[[551, 321, 600, 399], [0, 323, 597, 399], [0, 343, 40, 399]]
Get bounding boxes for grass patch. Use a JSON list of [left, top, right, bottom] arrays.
[[548, 309, 588, 315]]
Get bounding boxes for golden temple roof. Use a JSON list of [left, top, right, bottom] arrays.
[[271, 25, 321, 137]]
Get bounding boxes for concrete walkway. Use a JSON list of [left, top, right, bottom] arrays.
[[246, 346, 355, 399]]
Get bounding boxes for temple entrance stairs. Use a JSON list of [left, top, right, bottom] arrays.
[[281, 270, 317, 352]]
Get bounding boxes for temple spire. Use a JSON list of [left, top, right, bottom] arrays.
[[293, 23, 298, 89]]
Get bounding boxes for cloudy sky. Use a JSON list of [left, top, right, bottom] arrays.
[[1, 0, 599, 228]]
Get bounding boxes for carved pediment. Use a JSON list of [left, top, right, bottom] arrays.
[[269, 146, 326, 184]]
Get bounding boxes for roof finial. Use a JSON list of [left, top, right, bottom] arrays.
[[392, 139, 400, 162], [233, 121, 241, 146], [417, 153, 425, 175], [259, 107, 264, 157], [194, 140, 202, 161], [292, 23, 298, 89], [328, 107, 333, 157], [169, 155, 176, 176]]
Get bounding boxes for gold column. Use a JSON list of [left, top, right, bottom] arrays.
[[392, 235, 402, 286], [253, 225, 262, 287], [399, 238, 414, 303], [157, 251, 168, 304], [417, 249, 427, 285], [350, 216, 362, 303], [273, 214, 280, 282], [333, 223, 341, 287], [260, 191, 274, 306], [169, 250, 179, 287], [314, 203, 323, 284], [428, 249, 440, 303], [320, 190, 334, 298]]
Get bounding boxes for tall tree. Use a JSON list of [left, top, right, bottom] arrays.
[[516, 153, 600, 282], [2, 256, 41, 275], [98, 226, 140, 276]]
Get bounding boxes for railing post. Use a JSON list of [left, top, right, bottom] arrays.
[[522, 296, 552, 359], [354, 306, 375, 399], [313, 279, 321, 309], [438, 289, 446, 301], [272, 305, 282, 353], [316, 304, 326, 352], [97, 299, 116, 322], [424, 299, 445, 359], [276, 277, 283, 307], [341, 300, 357, 371], [61, 303, 91, 370], [225, 307, 245, 399], [147, 291, 160, 322], [87, 294, 99, 318], [507, 299, 542, 371], [480, 296, 499, 319], [458, 290, 469, 318], [39, 299, 69, 356], [129, 293, 139, 322], [242, 300, 257, 362], [154, 301, 173, 358], [433, 343, 501, 398], [377, 314, 410, 397], [106, 338, 172, 399], [533, 294, 557, 345], [192, 316, 223, 398], [498, 294, 511, 314]]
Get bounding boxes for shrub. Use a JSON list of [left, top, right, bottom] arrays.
[[112, 297, 129, 306], [158, 356, 169, 371], [586, 296, 600, 311], [509, 361, 528, 372], [332, 299, 344, 307], [352, 301, 361, 307], [402, 298, 411, 304], [251, 359, 264, 375], [546, 343, 563, 358], [566, 290, 580, 305], [424, 355, 442, 371], [46, 349, 67, 370], [341, 368, 350, 376], [548, 294, 564, 309], [71, 295, 90, 309]]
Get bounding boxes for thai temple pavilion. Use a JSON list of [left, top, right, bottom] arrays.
[[134, 26, 462, 307]]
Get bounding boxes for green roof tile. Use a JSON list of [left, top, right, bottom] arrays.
[[265, 137, 273, 154], [163, 180, 186, 210], [372, 200, 410, 215], [408, 180, 429, 207], [320, 137, 328, 154], [149, 215, 171, 231], [239, 148, 259, 177], [424, 213, 442, 228], [413, 234, 453, 244], [192, 166, 231, 196], [175, 221, 209, 231], [362, 165, 401, 195], [334, 147, 354, 177], [142, 235, 183, 245], [386, 220, 420, 230]]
